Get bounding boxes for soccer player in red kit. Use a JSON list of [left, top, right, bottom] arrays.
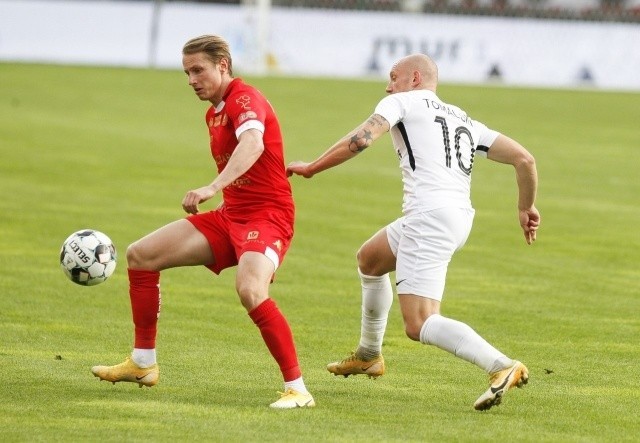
[[91, 35, 314, 409]]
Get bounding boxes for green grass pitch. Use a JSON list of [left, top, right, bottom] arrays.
[[0, 63, 638, 441]]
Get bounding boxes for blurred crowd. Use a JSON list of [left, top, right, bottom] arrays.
[[190, 0, 640, 22]]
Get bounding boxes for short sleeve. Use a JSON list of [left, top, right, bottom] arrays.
[[473, 120, 500, 158], [226, 91, 267, 139], [374, 94, 406, 127]]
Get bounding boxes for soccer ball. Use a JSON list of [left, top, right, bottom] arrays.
[[59, 229, 117, 286]]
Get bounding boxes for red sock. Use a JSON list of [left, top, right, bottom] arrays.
[[128, 269, 161, 349], [249, 298, 301, 382]]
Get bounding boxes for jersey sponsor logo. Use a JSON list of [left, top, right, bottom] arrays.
[[230, 177, 251, 187], [213, 114, 228, 127], [214, 152, 231, 166], [236, 95, 252, 110], [247, 230, 259, 240]]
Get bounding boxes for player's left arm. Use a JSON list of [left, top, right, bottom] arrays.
[[287, 113, 390, 178], [487, 134, 540, 244], [182, 129, 263, 214]]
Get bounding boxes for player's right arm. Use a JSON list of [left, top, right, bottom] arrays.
[[487, 134, 540, 245], [286, 113, 390, 178], [182, 128, 264, 214]]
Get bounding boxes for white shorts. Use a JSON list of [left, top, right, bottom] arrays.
[[386, 207, 474, 301]]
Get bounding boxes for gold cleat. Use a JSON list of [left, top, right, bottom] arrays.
[[269, 389, 315, 409], [327, 352, 385, 379], [91, 357, 159, 388], [474, 360, 528, 411]]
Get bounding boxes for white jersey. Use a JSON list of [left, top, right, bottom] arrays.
[[374, 90, 499, 215]]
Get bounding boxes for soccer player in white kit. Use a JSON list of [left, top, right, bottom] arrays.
[[286, 53, 540, 411]]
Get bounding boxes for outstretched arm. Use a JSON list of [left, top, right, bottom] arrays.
[[487, 134, 540, 245], [287, 114, 390, 178]]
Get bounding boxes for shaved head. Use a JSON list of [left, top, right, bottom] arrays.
[[398, 54, 438, 89], [386, 53, 438, 94]]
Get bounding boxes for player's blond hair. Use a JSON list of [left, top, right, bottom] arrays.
[[182, 35, 233, 76]]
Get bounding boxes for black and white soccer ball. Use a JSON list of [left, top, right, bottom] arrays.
[[59, 229, 117, 286]]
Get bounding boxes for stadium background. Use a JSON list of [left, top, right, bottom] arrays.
[[1, 0, 639, 89], [1, 1, 639, 441]]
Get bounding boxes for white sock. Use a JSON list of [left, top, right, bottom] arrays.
[[356, 269, 393, 360], [284, 377, 309, 395], [419, 314, 513, 373], [131, 348, 156, 368]]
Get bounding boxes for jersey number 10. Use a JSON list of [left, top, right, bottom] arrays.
[[434, 117, 475, 176]]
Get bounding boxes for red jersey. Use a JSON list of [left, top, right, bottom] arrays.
[[205, 78, 294, 223]]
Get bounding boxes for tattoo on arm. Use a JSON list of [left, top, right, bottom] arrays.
[[347, 114, 386, 153], [368, 114, 386, 127], [348, 128, 373, 153]]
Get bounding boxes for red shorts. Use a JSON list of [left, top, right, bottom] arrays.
[[186, 208, 293, 275]]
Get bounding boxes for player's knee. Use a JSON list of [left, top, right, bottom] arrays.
[[126, 242, 145, 269], [235, 279, 267, 311], [356, 247, 378, 276], [357, 241, 395, 276], [404, 323, 422, 342], [126, 241, 160, 271], [404, 312, 440, 342]]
